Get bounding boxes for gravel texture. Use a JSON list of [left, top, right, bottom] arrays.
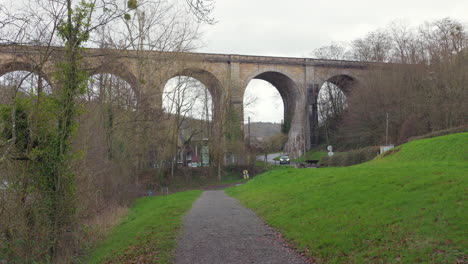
[[175, 190, 309, 264]]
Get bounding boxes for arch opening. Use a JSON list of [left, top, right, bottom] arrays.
[[90, 64, 139, 91], [318, 74, 355, 144], [0, 70, 52, 104], [318, 82, 347, 124], [324, 74, 356, 95], [243, 71, 298, 153], [85, 73, 138, 110], [163, 75, 213, 122], [162, 75, 214, 167], [163, 68, 223, 114]]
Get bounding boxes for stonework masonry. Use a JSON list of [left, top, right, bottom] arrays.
[[0, 45, 378, 158]]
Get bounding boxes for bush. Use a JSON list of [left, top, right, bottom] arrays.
[[319, 126, 468, 168], [407, 125, 468, 142], [320, 146, 380, 167]]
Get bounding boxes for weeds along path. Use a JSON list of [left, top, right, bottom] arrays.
[[175, 190, 308, 264]]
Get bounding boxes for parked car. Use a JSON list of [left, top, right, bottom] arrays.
[[279, 155, 290, 165]]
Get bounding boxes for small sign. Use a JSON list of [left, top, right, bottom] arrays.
[[327, 145, 334, 157], [380, 145, 395, 154]]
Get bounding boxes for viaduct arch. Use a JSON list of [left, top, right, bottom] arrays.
[[0, 45, 382, 158]]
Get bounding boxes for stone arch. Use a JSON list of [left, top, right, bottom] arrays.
[[161, 67, 224, 116], [0, 61, 53, 88], [86, 63, 141, 110], [89, 64, 140, 95], [242, 68, 299, 93], [242, 70, 299, 133], [313, 73, 358, 148], [319, 74, 358, 95]]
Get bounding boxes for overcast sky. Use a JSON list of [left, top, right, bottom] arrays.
[[200, 0, 468, 57], [196, 0, 468, 124]]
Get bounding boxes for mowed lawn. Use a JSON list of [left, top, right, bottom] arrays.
[[87, 190, 202, 264], [227, 133, 467, 263]]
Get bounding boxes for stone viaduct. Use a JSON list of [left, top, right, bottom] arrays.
[[0, 45, 377, 158]]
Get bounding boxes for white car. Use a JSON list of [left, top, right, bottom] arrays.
[[279, 155, 290, 164]]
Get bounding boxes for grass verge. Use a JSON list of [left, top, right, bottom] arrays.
[[86, 190, 202, 264], [227, 133, 467, 263]]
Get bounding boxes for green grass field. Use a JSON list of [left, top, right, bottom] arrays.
[[87, 190, 202, 264], [227, 133, 468, 263]]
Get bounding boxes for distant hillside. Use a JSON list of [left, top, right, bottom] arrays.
[[245, 122, 281, 140]]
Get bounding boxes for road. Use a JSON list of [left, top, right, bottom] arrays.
[[256, 152, 282, 164], [257, 152, 296, 166]]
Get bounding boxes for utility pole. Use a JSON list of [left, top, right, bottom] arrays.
[[386, 112, 389, 145], [248, 116, 251, 146], [303, 126, 306, 157]]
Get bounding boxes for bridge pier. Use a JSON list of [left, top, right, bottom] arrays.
[[307, 84, 320, 148]]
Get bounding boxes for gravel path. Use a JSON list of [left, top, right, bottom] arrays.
[[175, 190, 309, 264]]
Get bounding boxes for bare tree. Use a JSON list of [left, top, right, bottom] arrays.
[[0, 0, 216, 262], [317, 82, 347, 144], [312, 42, 350, 60], [351, 29, 393, 62], [313, 18, 468, 149]]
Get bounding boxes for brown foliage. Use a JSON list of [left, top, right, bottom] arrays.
[[407, 124, 468, 142], [318, 18, 468, 148], [398, 115, 429, 144]]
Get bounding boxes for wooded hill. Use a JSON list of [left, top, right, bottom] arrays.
[[245, 122, 281, 140]]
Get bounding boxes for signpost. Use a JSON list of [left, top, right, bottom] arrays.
[[327, 145, 334, 157]]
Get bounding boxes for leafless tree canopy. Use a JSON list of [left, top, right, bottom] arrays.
[[0, 0, 215, 262], [313, 18, 468, 149]]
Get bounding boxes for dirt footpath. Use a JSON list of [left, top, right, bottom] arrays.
[[175, 190, 309, 264]]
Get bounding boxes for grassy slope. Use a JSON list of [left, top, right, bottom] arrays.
[[87, 190, 202, 264], [227, 133, 467, 263]]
